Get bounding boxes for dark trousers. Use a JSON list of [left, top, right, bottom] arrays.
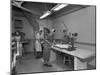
[[41, 43, 44, 54], [43, 44, 51, 64]]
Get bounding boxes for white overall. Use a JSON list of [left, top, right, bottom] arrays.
[[35, 32, 42, 52], [11, 36, 22, 69]]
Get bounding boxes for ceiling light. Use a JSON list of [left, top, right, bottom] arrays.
[[51, 4, 68, 11], [40, 11, 51, 19]]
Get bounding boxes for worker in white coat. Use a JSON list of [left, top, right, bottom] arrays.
[[11, 31, 23, 75], [35, 31, 42, 58]]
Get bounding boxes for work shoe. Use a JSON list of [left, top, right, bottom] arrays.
[[43, 63, 52, 67]]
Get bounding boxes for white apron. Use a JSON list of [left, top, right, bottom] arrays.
[[35, 33, 42, 52]]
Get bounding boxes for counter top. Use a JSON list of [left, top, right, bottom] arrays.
[[52, 44, 95, 59]]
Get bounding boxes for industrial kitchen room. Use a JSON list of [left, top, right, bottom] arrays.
[[11, 0, 96, 75]]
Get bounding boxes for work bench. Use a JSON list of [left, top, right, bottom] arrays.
[[51, 44, 95, 70]]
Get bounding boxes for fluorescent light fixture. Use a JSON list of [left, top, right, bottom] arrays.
[[40, 11, 51, 19], [51, 4, 68, 11]]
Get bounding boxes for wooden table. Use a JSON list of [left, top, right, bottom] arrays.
[[51, 44, 95, 70]]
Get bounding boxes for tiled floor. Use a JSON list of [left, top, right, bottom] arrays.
[[16, 53, 72, 74]]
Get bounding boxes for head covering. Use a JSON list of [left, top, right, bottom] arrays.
[[51, 28, 56, 32], [44, 27, 50, 34]]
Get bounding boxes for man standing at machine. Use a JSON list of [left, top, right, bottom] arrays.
[[42, 27, 55, 67]]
